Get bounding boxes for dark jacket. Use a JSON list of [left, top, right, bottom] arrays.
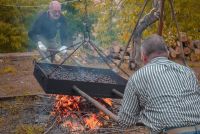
[[28, 12, 68, 46]]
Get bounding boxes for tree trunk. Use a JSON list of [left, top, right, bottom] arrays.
[[130, 0, 162, 70]]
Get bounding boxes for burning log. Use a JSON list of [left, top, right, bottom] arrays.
[[72, 85, 119, 122]]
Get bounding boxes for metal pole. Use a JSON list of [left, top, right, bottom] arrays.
[[168, 0, 187, 66], [117, 0, 149, 68], [72, 85, 119, 122], [158, 0, 165, 36], [112, 89, 123, 98]]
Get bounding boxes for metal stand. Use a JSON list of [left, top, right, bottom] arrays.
[[45, 0, 130, 78], [118, 0, 187, 69]]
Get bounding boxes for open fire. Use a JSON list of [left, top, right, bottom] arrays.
[[51, 95, 113, 131]]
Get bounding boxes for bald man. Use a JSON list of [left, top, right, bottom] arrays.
[[28, 1, 69, 62], [118, 34, 200, 133]]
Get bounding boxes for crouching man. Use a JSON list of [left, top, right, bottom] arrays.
[[118, 34, 200, 134], [28, 0, 69, 63]]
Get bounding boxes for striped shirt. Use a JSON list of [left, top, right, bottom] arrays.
[[118, 57, 200, 132]]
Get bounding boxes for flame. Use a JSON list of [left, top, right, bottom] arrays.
[[52, 95, 81, 117], [52, 95, 113, 131], [99, 111, 110, 120], [102, 98, 112, 106], [84, 114, 103, 129]]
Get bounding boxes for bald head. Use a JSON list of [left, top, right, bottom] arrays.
[[49, 1, 61, 20], [141, 34, 169, 63]]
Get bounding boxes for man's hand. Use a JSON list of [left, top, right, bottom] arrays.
[[58, 46, 67, 54], [54, 46, 68, 62], [37, 41, 47, 52]]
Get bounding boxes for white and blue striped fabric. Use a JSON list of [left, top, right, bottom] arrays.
[[118, 57, 200, 132]]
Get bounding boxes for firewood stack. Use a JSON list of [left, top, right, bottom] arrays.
[[168, 32, 200, 61], [107, 33, 200, 63], [106, 41, 131, 65]]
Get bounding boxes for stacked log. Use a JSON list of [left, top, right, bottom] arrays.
[[107, 42, 131, 64], [168, 32, 200, 62], [107, 33, 200, 63]]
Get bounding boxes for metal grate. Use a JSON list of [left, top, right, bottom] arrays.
[[34, 62, 127, 98]]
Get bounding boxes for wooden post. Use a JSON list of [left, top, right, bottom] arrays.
[[112, 89, 123, 98], [72, 85, 119, 122], [158, 0, 165, 36]]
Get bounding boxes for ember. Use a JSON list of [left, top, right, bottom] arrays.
[[84, 114, 103, 129], [0, 95, 148, 133], [51, 95, 113, 131], [51, 95, 81, 117]]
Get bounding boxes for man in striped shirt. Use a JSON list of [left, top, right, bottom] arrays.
[[118, 34, 200, 133]]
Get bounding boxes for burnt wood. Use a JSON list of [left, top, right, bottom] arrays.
[[33, 62, 127, 98]]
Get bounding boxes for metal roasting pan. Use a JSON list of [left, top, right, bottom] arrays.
[[33, 62, 127, 98]]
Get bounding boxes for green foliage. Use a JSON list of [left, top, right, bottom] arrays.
[[92, 0, 200, 47], [64, 0, 98, 39], [0, 0, 199, 52], [92, 0, 155, 46], [62, 2, 85, 42], [0, 21, 28, 52], [164, 0, 200, 39], [0, 66, 17, 74], [0, 0, 49, 52]]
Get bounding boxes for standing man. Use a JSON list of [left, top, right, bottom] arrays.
[[28, 0, 69, 62], [118, 34, 200, 133]]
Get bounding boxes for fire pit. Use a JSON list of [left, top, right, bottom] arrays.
[[33, 62, 127, 98], [0, 95, 149, 134]]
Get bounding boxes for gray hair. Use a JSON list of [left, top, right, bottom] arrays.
[[141, 34, 168, 56], [49, 1, 61, 10]]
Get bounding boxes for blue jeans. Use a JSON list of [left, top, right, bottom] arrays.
[[162, 125, 200, 134]]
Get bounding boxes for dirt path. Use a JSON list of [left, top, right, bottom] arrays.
[[0, 52, 44, 98]]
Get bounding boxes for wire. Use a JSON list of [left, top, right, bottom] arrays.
[[0, 0, 80, 8]]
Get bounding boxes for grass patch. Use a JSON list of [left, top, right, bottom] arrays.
[[15, 124, 44, 134], [0, 66, 17, 75]]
